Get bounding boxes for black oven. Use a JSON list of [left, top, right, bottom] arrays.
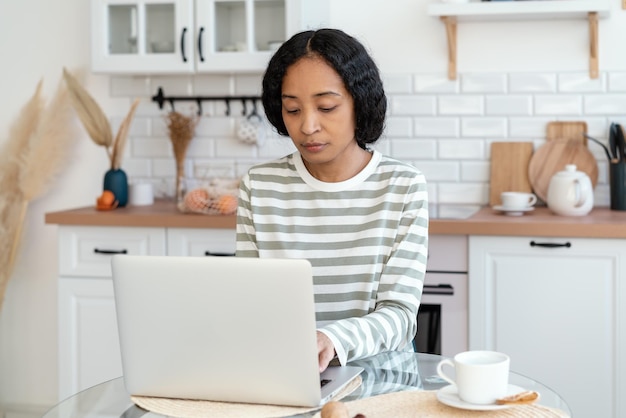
[[413, 235, 468, 357]]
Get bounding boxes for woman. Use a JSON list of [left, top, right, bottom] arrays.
[[236, 28, 428, 372]]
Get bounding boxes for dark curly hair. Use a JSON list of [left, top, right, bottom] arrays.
[[262, 28, 387, 150]]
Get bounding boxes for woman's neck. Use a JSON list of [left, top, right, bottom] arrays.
[[302, 147, 373, 183]]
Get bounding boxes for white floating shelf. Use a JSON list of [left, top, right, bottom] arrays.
[[428, 0, 610, 21], [428, 0, 610, 80]]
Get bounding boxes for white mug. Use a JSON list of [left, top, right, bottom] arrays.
[[129, 183, 154, 206], [500, 192, 537, 209], [437, 350, 510, 405]]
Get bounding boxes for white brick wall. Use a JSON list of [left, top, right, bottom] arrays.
[[110, 70, 626, 208]]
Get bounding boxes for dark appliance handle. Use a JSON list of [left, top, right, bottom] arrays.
[[423, 284, 454, 296]]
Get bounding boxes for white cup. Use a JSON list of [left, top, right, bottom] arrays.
[[437, 350, 510, 405], [129, 183, 154, 206], [500, 192, 537, 209]]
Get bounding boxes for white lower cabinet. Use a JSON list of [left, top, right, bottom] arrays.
[[58, 278, 121, 401], [167, 227, 236, 256], [469, 235, 626, 418], [56, 225, 235, 400]]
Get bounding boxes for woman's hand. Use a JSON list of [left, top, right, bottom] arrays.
[[317, 331, 336, 372]]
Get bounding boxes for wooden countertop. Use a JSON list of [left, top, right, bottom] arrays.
[[434, 206, 626, 238], [45, 199, 237, 229], [45, 200, 626, 238]]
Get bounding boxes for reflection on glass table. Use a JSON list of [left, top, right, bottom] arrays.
[[42, 352, 571, 418]]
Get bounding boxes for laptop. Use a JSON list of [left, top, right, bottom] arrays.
[[110, 255, 363, 407]]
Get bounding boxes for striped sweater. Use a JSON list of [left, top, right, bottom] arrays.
[[236, 150, 428, 364]]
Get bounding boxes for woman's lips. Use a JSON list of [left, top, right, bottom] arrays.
[[302, 142, 327, 153]]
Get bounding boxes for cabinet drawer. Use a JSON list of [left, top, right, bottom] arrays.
[[58, 226, 166, 277], [167, 228, 236, 257]]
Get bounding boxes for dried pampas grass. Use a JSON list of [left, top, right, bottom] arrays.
[[20, 77, 76, 200], [0, 80, 44, 197], [0, 80, 45, 311], [63, 67, 139, 170], [0, 194, 23, 310], [0, 74, 78, 312]]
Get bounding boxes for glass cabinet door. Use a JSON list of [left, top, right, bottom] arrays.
[[145, 3, 177, 55], [195, 0, 287, 72], [253, 0, 286, 53], [107, 4, 138, 54], [91, 0, 194, 73]]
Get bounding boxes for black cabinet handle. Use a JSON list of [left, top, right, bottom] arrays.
[[180, 27, 188, 62], [204, 251, 235, 257], [198, 27, 205, 62], [94, 248, 128, 255], [530, 241, 572, 249]]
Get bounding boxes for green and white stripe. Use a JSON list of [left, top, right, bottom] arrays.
[[236, 150, 428, 364]]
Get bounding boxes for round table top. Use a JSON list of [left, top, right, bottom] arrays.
[[42, 351, 571, 417]]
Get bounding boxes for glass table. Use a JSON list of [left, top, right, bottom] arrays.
[[42, 352, 571, 417]]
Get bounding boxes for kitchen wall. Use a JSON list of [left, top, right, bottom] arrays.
[[1, 0, 625, 414], [115, 68, 626, 214]]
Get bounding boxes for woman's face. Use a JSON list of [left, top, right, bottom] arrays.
[[281, 56, 363, 181]]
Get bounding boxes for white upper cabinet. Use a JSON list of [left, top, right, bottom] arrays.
[[91, 0, 194, 73], [90, 0, 329, 74], [196, 0, 282, 72]]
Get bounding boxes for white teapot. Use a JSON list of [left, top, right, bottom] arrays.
[[546, 164, 593, 216]]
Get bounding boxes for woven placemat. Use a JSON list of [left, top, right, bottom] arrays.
[[312, 390, 570, 418], [131, 375, 362, 418]]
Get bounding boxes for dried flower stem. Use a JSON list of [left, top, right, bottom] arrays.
[[62, 68, 112, 150], [166, 111, 197, 201], [111, 98, 140, 169], [63, 68, 139, 170]]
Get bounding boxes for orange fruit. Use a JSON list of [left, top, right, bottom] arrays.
[[183, 188, 210, 212], [96, 190, 118, 210], [214, 194, 238, 214]]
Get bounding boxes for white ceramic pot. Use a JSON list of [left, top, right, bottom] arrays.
[[546, 164, 593, 216]]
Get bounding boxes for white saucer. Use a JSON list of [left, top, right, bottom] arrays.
[[493, 205, 535, 216], [436, 384, 525, 411]]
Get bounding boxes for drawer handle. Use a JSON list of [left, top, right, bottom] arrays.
[[94, 248, 128, 255], [204, 251, 235, 257], [529, 241, 572, 249]]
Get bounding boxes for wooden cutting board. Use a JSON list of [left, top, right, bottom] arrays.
[[546, 121, 588, 145], [489, 142, 534, 206], [528, 138, 599, 202]]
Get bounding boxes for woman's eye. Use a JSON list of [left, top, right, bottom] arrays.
[[319, 106, 336, 113], [285, 109, 299, 114]]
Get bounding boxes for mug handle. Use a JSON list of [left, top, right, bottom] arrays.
[[528, 194, 537, 206], [436, 359, 456, 386]]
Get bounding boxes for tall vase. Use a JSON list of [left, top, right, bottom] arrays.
[[103, 168, 128, 207]]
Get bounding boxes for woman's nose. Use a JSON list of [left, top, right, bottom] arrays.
[[300, 110, 321, 135]]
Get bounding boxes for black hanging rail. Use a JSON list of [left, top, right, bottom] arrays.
[[151, 87, 262, 116]]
